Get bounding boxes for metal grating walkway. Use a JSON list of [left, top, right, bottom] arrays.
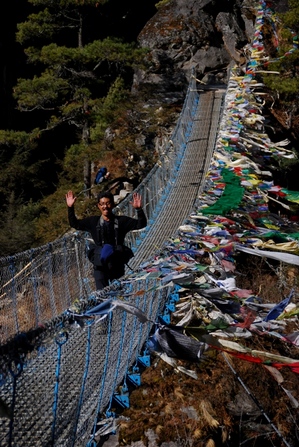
[[130, 88, 225, 268]]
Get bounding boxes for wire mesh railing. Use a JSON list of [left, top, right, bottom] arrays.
[[0, 279, 171, 447], [0, 73, 199, 345], [115, 73, 200, 247], [0, 71, 202, 446], [0, 234, 93, 344]]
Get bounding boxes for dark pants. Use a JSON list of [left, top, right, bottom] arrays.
[[93, 261, 125, 290], [93, 268, 109, 290]]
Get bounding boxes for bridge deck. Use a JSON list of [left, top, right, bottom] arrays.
[[130, 89, 225, 268]]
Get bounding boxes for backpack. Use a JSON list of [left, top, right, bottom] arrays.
[[88, 216, 134, 267], [94, 167, 107, 185]]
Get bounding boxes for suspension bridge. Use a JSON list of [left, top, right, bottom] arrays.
[[0, 73, 225, 446], [2, 1, 297, 444]]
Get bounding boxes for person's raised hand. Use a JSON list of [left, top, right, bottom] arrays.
[[130, 192, 142, 209], [65, 190, 76, 207]]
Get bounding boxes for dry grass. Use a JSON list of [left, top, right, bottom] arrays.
[[117, 254, 299, 447]]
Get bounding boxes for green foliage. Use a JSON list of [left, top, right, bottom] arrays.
[[0, 130, 34, 152], [14, 75, 69, 111], [90, 77, 130, 142], [0, 0, 153, 254], [17, 0, 109, 44], [263, 69, 299, 98], [33, 187, 74, 244], [155, 0, 171, 9], [0, 130, 38, 200], [262, 7, 299, 103], [63, 143, 93, 182], [85, 38, 148, 67], [0, 195, 43, 256], [10, 0, 148, 196], [16, 10, 58, 43], [25, 44, 83, 65], [14, 2, 148, 137], [34, 184, 98, 244], [104, 77, 129, 107], [273, 151, 299, 171], [279, 0, 299, 32]]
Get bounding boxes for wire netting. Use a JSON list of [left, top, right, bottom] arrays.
[[0, 72, 212, 446]]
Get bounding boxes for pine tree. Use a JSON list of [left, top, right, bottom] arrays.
[[262, 0, 299, 112], [13, 0, 146, 195]]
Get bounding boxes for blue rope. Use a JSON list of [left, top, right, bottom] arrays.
[[131, 278, 153, 369], [8, 261, 19, 334], [89, 312, 113, 442], [70, 321, 93, 446], [47, 243, 58, 318], [30, 249, 40, 327], [145, 280, 157, 339], [63, 237, 72, 307], [8, 361, 23, 447], [106, 308, 127, 414], [51, 331, 68, 445], [122, 284, 141, 378]]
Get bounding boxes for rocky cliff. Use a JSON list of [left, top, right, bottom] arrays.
[[117, 0, 294, 186], [135, 0, 251, 94]]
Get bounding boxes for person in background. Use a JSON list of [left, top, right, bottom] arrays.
[[94, 166, 108, 185], [65, 190, 147, 289]]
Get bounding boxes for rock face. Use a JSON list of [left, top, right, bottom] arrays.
[[109, 0, 296, 190], [133, 0, 256, 96], [126, 0, 258, 182]]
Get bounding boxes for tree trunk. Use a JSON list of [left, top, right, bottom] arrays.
[[82, 120, 91, 197]]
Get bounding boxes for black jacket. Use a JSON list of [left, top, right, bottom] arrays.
[[68, 206, 147, 246]]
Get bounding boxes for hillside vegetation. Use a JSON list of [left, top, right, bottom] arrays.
[[0, 0, 298, 259]]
